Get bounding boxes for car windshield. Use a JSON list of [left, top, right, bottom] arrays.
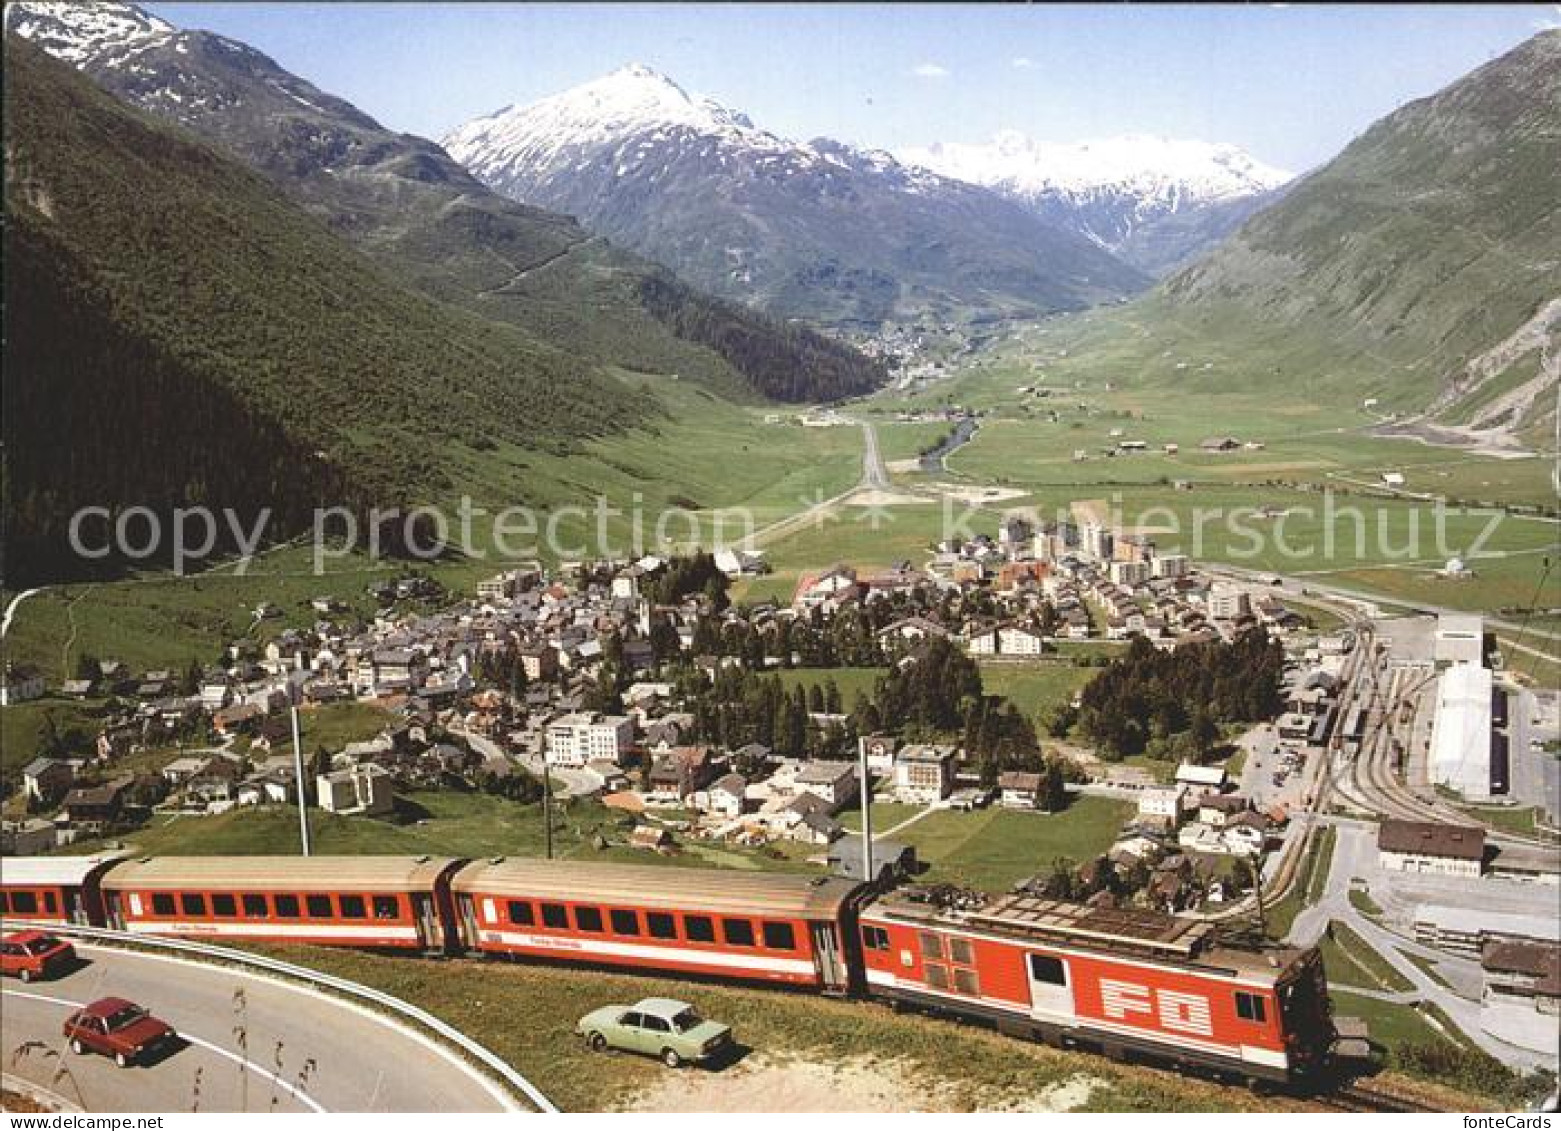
[[103, 1006, 147, 1031], [21, 937, 58, 956], [670, 1009, 704, 1033]]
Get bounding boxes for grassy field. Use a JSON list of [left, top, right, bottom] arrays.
[[1318, 921, 1415, 993], [772, 666, 886, 705], [976, 662, 1093, 724], [257, 946, 1336, 1113], [0, 696, 110, 779], [1264, 825, 1336, 939], [839, 802, 926, 834], [883, 796, 1133, 891], [67, 789, 796, 872]]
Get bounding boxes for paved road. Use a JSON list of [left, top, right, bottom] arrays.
[[1288, 820, 1557, 1073], [0, 944, 515, 1112]]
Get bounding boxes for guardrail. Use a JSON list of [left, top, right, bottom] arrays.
[[12, 922, 558, 1113]]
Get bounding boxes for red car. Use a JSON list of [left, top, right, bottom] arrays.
[[63, 998, 177, 1067], [0, 931, 75, 982]]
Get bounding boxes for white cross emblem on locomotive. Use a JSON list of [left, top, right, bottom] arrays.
[[1098, 978, 1215, 1036]]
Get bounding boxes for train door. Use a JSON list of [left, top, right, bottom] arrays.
[[412, 893, 443, 951], [1025, 952, 1076, 1022], [810, 922, 848, 992]]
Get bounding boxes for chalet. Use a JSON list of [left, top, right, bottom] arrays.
[[213, 702, 265, 735], [59, 779, 131, 834], [794, 761, 859, 811], [21, 758, 73, 805], [60, 679, 97, 699], [648, 746, 717, 801], [877, 616, 948, 646], [858, 733, 898, 775], [1198, 793, 1249, 829], [695, 773, 749, 818], [776, 793, 842, 845], [997, 771, 1046, 810]]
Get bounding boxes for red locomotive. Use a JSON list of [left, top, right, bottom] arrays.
[[1, 855, 1335, 1085]]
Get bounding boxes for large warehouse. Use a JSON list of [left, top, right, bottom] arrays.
[[1428, 662, 1494, 799]]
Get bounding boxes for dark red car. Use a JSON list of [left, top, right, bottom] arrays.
[[63, 997, 177, 1067], [0, 931, 75, 982]]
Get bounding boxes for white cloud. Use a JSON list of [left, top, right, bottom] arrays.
[[1011, 56, 1036, 69], [910, 62, 950, 79]]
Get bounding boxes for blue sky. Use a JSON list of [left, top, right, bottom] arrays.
[[145, 3, 1555, 171]]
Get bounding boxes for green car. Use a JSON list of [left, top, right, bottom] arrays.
[[576, 997, 733, 1067]]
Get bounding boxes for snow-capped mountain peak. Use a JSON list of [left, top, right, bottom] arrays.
[[897, 131, 1291, 205], [443, 63, 788, 182], [4, 1, 173, 64]]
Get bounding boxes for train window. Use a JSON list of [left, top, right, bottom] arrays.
[[925, 964, 951, 990], [949, 937, 974, 965], [211, 894, 238, 917], [762, 921, 796, 951], [43, 892, 58, 914], [722, 918, 755, 947], [242, 894, 269, 918], [574, 906, 604, 933], [862, 925, 890, 951], [610, 909, 640, 936], [151, 893, 175, 916], [1235, 992, 1268, 1023], [181, 893, 207, 917], [306, 895, 333, 918], [540, 903, 569, 930], [339, 895, 367, 919], [507, 901, 534, 926], [275, 895, 301, 918], [373, 896, 399, 920], [11, 892, 37, 915], [647, 912, 677, 940], [918, 932, 945, 961], [684, 915, 715, 943], [0, 893, 9, 913], [1028, 954, 1068, 986], [953, 967, 980, 996]]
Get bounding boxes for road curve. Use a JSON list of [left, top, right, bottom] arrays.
[[0, 943, 516, 1113]]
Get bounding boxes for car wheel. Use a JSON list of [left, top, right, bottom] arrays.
[[115, 1052, 130, 1069], [19, 968, 32, 983], [70, 1039, 85, 1056], [588, 1032, 607, 1053], [661, 1048, 682, 1069]]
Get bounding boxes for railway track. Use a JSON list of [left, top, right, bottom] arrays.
[[1318, 1084, 1449, 1113]]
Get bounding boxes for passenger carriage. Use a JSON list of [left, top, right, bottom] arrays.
[[451, 858, 863, 992], [0, 853, 125, 925], [99, 856, 461, 951], [857, 889, 1334, 1084]]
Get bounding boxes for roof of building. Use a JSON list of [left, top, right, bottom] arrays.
[[1378, 819, 1486, 862], [0, 852, 131, 888], [450, 859, 861, 919]]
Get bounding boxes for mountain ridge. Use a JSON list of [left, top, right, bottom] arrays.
[[443, 63, 1150, 329]]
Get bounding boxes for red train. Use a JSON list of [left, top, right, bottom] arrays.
[[0, 853, 1335, 1085]]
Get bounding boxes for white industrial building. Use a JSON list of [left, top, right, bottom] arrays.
[[1428, 663, 1494, 799], [1434, 613, 1484, 667]]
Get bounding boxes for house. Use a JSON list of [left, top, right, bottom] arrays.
[[1377, 819, 1485, 878], [316, 764, 394, 817], [213, 702, 265, 735], [648, 746, 716, 801], [159, 756, 209, 786], [893, 745, 956, 804], [21, 758, 74, 805], [1174, 762, 1227, 798], [997, 623, 1048, 656], [794, 761, 859, 811], [694, 773, 749, 818], [0, 818, 57, 855], [519, 644, 559, 683], [858, 733, 898, 775], [1198, 793, 1249, 829], [877, 616, 949, 646], [545, 713, 634, 768], [1199, 436, 1240, 452], [776, 793, 842, 844], [1482, 942, 1561, 1015], [997, 771, 1046, 810], [59, 779, 130, 833], [714, 548, 767, 577], [1, 664, 46, 706], [60, 679, 97, 699], [1136, 785, 1189, 830]]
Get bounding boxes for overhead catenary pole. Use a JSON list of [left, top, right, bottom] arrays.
[[858, 739, 874, 884], [289, 695, 312, 857], [542, 757, 554, 860]]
